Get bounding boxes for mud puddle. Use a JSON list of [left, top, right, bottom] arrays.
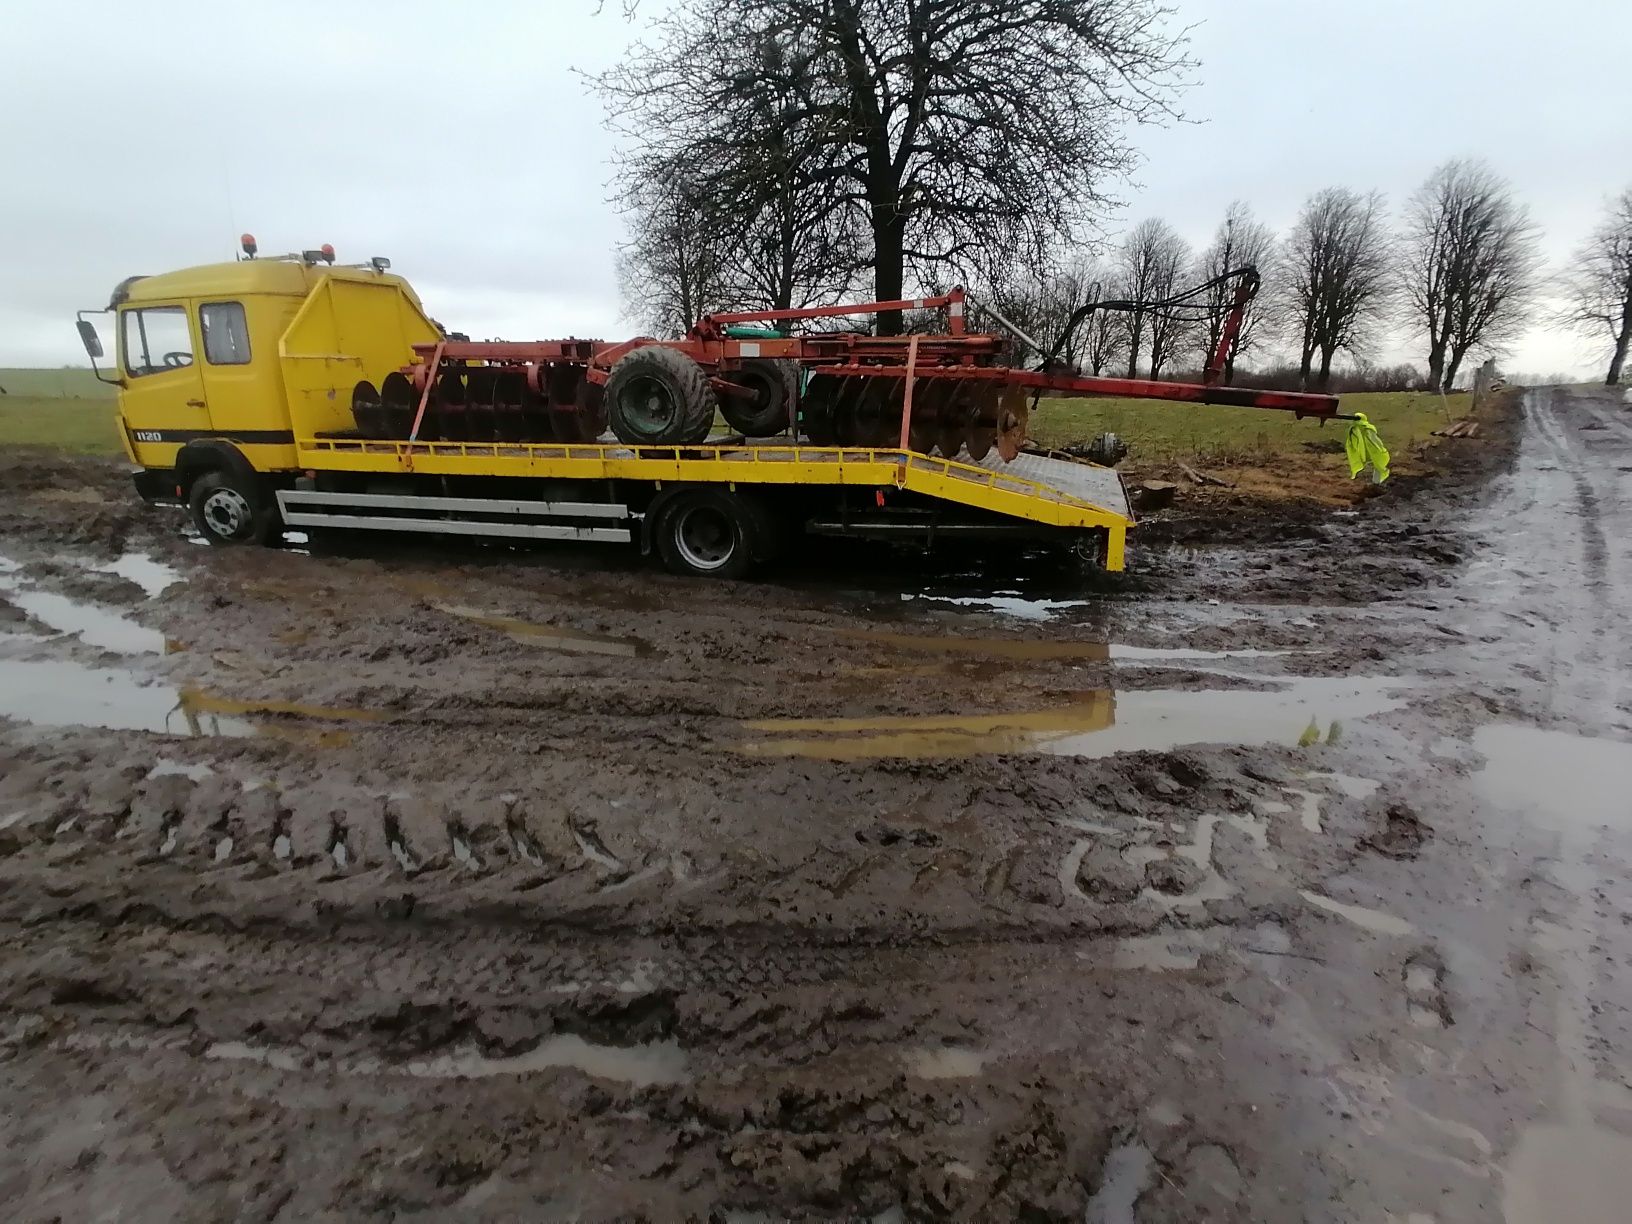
[[1505, 1124, 1632, 1224], [737, 674, 1408, 760], [1108, 933, 1212, 972], [0, 660, 250, 736], [91, 551, 182, 599], [0, 557, 166, 654], [835, 624, 1292, 666], [67, 1029, 690, 1090], [900, 591, 1094, 621], [1473, 724, 1632, 831], [1084, 1140, 1154, 1224], [206, 1034, 687, 1088], [1297, 889, 1413, 937], [435, 603, 651, 657], [0, 657, 380, 744], [1476, 724, 1632, 1221], [399, 1034, 687, 1087]]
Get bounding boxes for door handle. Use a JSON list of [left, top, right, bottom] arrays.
[[186, 399, 206, 407]]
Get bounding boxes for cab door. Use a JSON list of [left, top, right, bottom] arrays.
[[118, 302, 208, 469]]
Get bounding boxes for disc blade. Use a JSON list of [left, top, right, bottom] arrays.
[[996, 386, 1030, 462], [967, 384, 998, 460]]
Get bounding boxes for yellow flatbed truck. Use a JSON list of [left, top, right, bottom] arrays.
[[76, 244, 1141, 578]]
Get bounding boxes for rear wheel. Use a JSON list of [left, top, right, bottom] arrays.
[[720, 359, 797, 436], [655, 490, 754, 578], [188, 470, 278, 547], [605, 345, 718, 446]]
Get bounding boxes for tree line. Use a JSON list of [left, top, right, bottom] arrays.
[[594, 1, 1632, 389]]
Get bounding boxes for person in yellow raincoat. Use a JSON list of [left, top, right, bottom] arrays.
[[1345, 412, 1390, 483]]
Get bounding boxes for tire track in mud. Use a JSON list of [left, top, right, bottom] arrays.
[[0, 893, 1288, 1220], [1498, 387, 1629, 721]]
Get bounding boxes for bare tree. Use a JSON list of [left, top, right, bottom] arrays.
[[983, 254, 1108, 367], [1082, 290, 1127, 376], [705, 33, 864, 314], [594, 1, 1192, 334], [1402, 159, 1539, 391], [1146, 230, 1192, 378], [717, 186, 862, 316], [1192, 202, 1274, 381], [1279, 188, 1393, 391], [1557, 187, 1632, 386], [1114, 218, 1188, 377], [617, 169, 728, 336]]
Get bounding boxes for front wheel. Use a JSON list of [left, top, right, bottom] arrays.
[[188, 470, 278, 546]]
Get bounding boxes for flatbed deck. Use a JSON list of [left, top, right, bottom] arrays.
[[295, 435, 1134, 567]]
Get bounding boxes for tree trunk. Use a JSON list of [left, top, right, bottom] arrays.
[[1609, 300, 1632, 386], [1426, 342, 1446, 395], [1223, 351, 1237, 383], [1316, 346, 1335, 391], [1298, 347, 1315, 392], [1608, 325, 1630, 386], [1443, 348, 1468, 392], [871, 212, 905, 336], [1125, 311, 1144, 379]]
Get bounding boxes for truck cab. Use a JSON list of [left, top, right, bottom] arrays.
[[78, 243, 438, 543]]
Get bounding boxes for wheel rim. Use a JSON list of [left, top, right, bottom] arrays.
[[621, 374, 678, 435], [673, 504, 735, 571], [202, 487, 252, 538]]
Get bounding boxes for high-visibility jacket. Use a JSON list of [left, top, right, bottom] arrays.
[[1345, 412, 1390, 483]]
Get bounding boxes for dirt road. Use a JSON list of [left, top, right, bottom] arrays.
[[0, 386, 1628, 1221]]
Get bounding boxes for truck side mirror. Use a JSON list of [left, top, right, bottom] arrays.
[[77, 319, 104, 360]]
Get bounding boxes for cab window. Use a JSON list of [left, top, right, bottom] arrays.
[[121, 306, 193, 377], [200, 301, 251, 365]]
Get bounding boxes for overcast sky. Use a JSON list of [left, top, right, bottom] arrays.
[[2, 0, 1628, 377]]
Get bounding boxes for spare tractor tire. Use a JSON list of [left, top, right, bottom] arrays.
[[720, 359, 797, 436], [605, 345, 718, 446]]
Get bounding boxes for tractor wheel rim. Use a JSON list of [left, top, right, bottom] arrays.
[[203, 488, 252, 537], [625, 375, 676, 432], [674, 505, 734, 570]]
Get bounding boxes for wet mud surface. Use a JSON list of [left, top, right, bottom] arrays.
[[2, 387, 1631, 1220]]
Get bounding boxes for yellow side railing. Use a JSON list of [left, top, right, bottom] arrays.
[[296, 437, 1113, 515]]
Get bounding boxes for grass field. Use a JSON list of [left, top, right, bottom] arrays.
[[0, 367, 115, 398], [0, 364, 1472, 473], [1028, 390, 1471, 460], [0, 395, 122, 454], [0, 367, 122, 454]]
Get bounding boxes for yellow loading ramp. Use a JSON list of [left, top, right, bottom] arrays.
[[293, 438, 1134, 568]]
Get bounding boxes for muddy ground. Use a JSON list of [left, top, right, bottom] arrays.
[[0, 385, 1629, 1221]]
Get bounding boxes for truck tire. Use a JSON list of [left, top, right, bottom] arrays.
[[720, 359, 797, 436], [605, 346, 718, 446], [654, 489, 754, 578], [188, 469, 279, 547]]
